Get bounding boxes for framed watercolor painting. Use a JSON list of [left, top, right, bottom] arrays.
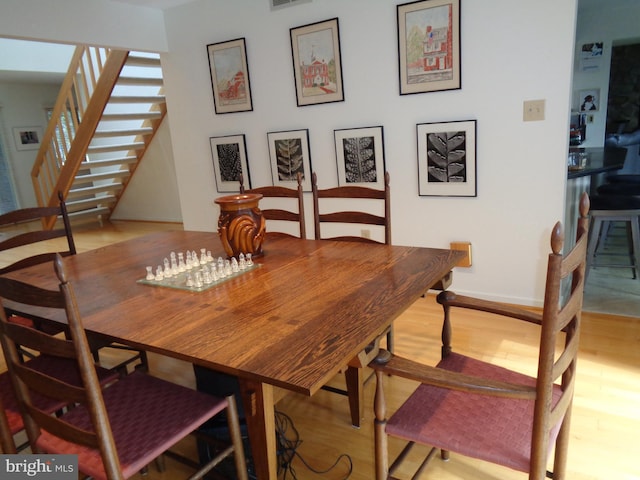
[[397, 0, 461, 95], [290, 18, 344, 107], [267, 129, 312, 191], [207, 38, 253, 114], [209, 134, 250, 192], [334, 126, 386, 188], [417, 120, 476, 197]]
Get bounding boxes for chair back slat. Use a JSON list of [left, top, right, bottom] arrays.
[[0, 194, 76, 275], [312, 171, 391, 245], [240, 171, 306, 238]]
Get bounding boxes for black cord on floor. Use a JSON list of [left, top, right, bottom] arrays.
[[275, 410, 353, 479]]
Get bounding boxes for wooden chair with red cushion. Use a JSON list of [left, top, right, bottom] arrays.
[[0, 195, 148, 374], [0, 255, 248, 480], [370, 192, 590, 480]]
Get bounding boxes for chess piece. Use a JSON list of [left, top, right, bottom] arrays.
[[155, 266, 164, 281]]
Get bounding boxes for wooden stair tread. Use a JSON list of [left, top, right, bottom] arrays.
[[88, 142, 145, 153], [68, 184, 124, 197], [108, 95, 165, 103], [117, 76, 163, 86], [101, 112, 163, 121], [94, 128, 154, 137]]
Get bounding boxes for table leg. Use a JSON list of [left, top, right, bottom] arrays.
[[239, 378, 278, 479], [345, 365, 365, 427]]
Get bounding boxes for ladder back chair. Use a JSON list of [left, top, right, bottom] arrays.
[[312, 171, 391, 244], [0, 255, 248, 480], [0, 197, 118, 454], [0, 195, 148, 374], [240, 171, 306, 238], [370, 192, 590, 480], [311, 171, 393, 427]]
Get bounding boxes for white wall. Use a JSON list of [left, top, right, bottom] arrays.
[[0, 0, 580, 306], [0, 82, 59, 208], [572, 1, 640, 147], [111, 119, 182, 222], [162, 0, 577, 305]]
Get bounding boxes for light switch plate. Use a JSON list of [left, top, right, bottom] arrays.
[[523, 99, 545, 122]]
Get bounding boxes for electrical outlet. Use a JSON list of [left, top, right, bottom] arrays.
[[450, 241, 472, 268], [523, 99, 545, 122], [361, 229, 371, 239]]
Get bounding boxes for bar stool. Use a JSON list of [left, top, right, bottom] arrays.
[[586, 194, 640, 282]]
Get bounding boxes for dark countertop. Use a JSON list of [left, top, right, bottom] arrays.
[[567, 146, 626, 179]]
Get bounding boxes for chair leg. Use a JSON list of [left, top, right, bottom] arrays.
[[373, 370, 389, 480], [345, 366, 364, 428], [585, 216, 603, 282], [631, 215, 640, 281], [386, 328, 394, 354], [225, 394, 249, 480]]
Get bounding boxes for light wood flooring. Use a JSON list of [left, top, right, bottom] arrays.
[[2, 220, 640, 479]]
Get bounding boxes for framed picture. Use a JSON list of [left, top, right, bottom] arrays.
[[12, 126, 44, 151], [209, 134, 250, 192], [397, 0, 461, 95], [578, 88, 600, 112], [334, 126, 386, 188], [207, 38, 253, 114], [290, 17, 344, 107], [417, 120, 476, 197], [267, 129, 312, 191]]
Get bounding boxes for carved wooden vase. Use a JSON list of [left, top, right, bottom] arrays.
[[215, 193, 265, 258]]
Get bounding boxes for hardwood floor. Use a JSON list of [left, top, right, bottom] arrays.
[[582, 222, 640, 318], [2, 220, 639, 479]]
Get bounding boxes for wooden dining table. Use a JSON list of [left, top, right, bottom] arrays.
[[4, 230, 462, 479]]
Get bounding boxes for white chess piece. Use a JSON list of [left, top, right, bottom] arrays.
[[155, 266, 164, 281], [163, 258, 172, 278], [146, 266, 154, 280]]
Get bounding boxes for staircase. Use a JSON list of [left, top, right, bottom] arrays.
[[31, 47, 166, 227]]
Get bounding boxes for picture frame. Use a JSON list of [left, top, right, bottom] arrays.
[[417, 120, 476, 197], [209, 134, 250, 192], [334, 126, 386, 188], [12, 126, 44, 151], [267, 129, 312, 191], [290, 17, 344, 107], [207, 37, 253, 114], [578, 88, 600, 112], [397, 0, 461, 95]]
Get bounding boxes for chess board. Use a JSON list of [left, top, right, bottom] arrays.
[[137, 250, 259, 292]]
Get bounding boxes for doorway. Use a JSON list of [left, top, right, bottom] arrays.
[[0, 112, 18, 213], [607, 42, 640, 135]]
